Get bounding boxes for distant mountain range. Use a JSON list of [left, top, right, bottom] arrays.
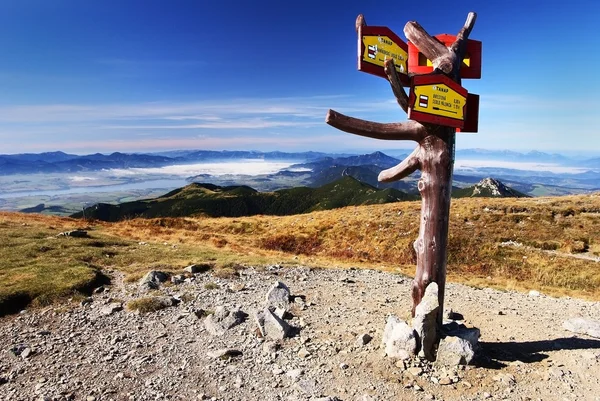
[[70, 176, 416, 221], [3, 148, 600, 177], [0, 150, 338, 175]]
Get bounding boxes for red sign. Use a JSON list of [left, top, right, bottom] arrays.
[[408, 74, 468, 129], [408, 34, 482, 79], [358, 25, 410, 86]]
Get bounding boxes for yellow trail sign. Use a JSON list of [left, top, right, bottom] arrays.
[[358, 25, 409, 85], [408, 74, 468, 129]]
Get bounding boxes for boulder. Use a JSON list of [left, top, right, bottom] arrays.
[[413, 282, 439, 361], [101, 302, 123, 316], [204, 306, 245, 336], [382, 315, 417, 360], [265, 281, 291, 310], [184, 263, 211, 274], [139, 270, 169, 291], [57, 229, 89, 238], [436, 335, 475, 366], [356, 333, 372, 347], [254, 308, 292, 340], [443, 322, 480, 348], [563, 317, 600, 339]]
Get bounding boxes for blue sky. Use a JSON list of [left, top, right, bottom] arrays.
[[0, 0, 598, 155]]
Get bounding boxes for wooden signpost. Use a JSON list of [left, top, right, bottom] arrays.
[[326, 12, 480, 360]]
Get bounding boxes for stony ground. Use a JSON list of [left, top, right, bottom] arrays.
[[1, 265, 600, 401]]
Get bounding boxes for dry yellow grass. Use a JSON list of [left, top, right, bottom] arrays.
[[2, 192, 600, 314], [103, 194, 600, 299]]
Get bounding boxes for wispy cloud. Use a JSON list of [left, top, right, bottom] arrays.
[[0, 95, 403, 153]]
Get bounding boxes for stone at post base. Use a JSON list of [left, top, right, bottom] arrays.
[[412, 282, 440, 361], [436, 336, 475, 366], [381, 315, 417, 360], [436, 322, 481, 367]]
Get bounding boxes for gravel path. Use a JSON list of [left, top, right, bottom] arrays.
[[1, 265, 599, 401]]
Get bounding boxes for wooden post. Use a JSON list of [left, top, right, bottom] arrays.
[[326, 12, 477, 358]]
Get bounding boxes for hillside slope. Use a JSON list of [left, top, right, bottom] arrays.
[[71, 176, 416, 221]]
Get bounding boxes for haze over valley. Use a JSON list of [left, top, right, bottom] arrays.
[[1, 148, 599, 216]]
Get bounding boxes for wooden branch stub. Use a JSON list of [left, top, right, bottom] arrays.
[[450, 12, 477, 73], [326, 109, 426, 142], [384, 59, 409, 114], [355, 14, 366, 32], [404, 21, 453, 74], [378, 145, 421, 182]]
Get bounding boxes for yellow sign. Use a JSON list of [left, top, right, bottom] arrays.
[[412, 83, 466, 121], [362, 35, 408, 75]]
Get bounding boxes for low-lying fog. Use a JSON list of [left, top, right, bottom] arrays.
[[454, 160, 589, 174], [0, 160, 306, 198]]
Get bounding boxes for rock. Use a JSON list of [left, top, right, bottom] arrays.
[[206, 348, 243, 359], [57, 229, 89, 238], [444, 308, 464, 321], [255, 308, 292, 340], [274, 307, 287, 319], [443, 322, 480, 349], [295, 379, 320, 397], [10, 344, 28, 356], [139, 270, 169, 291], [382, 315, 417, 360], [20, 347, 33, 359], [171, 274, 185, 284], [184, 264, 211, 274], [439, 377, 452, 385], [297, 348, 311, 358], [528, 290, 541, 297], [407, 367, 422, 376], [204, 306, 245, 336], [286, 369, 303, 380], [93, 286, 105, 294], [563, 317, 600, 339], [339, 362, 349, 370], [265, 281, 291, 310], [493, 373, 516, 385], [355, 333, 372, 347], [101, 302, 123, 316], [413, 282, 440, 361], [80, 297, 93, 307], [436, 335, 475, 366]]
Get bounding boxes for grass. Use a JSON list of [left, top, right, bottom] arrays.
[[0, 212, 291, 315], [104, 193, 600, 300], [2, 192, 600, 315], [127, 297, 171, 313]]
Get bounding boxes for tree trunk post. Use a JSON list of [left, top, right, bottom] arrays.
[[326, 12, 476, 359]]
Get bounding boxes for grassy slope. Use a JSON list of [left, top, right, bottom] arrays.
[[71, 177, 416, 221], [2, 193, 600, 314], [105, 194, 600, 299]]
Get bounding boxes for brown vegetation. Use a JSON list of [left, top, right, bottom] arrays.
[[2, 193, 600, 313]]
